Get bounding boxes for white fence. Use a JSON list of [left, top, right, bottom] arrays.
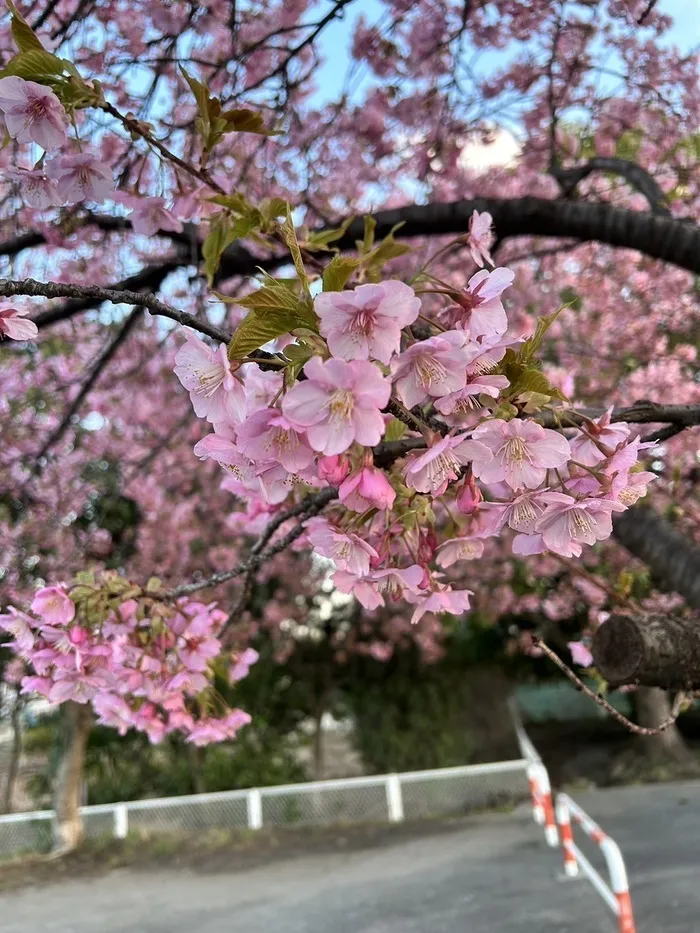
[[0, 759, 530, 858]]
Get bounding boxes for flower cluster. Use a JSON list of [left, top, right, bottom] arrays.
[[174, 218, 652, 631], [0, 579, 256, 745]]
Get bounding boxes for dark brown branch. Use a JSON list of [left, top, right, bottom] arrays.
[[592, 613, 700, 689], [637, 0, 659, 24], [0, 277, 232, 344], [613, 506, 700, 609], [539, 402, 700, 432], [551, 157, 669, 214]]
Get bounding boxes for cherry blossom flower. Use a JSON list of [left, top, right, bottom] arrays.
[[0, 608, 35, 652], [122, 195, 184, 236], [443, 267, 514, 338], [307, 517, 379, 575], [568, 641, 594, 668], [174, 331, 246, 424], [339, 464, 396, 511], [480, 488, 565, 535], [334, 565, 424, 610], [0, 307, 38, 341], [467, 210, 495, 267], [390, 331, 468, 408], [407, 584, 473, 625], [230, 648, 259, 682], [455, 475, 483, 514], [435, 537, 485, 567], [469, 419, 571, 490], [5, 168, 62, 209], [610, 469, 656, 506], [402, 434, 491, 495], [0, 77, 68, 149], [317, 454, 351, 485], [282, 357, 390, 455], [47, 152, 114, 203], [569, 408, 631, 465], [434, 373, 509, 423], [237, 408, 314, 472], [30, 586, 76, 625], [186, 709, 251, 745], [535, 493, 626, 557], [316, 280, 420, 363]]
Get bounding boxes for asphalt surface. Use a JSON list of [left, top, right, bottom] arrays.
[[2, 782, 700, 932]]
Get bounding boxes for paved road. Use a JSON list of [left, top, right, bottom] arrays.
[[3, 782, 700, 932]]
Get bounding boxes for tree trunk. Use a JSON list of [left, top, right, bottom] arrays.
[[312, 702, 325, 781], [2, 686, 23, 814], [635, 687, 696, 767], [53, 702, 92, 853]]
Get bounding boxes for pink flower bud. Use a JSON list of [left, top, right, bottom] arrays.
[[455, 475, 483, 514], [317, 454, 351, 485], [339, 466, 396, 512], [417, 529, 437, 562]]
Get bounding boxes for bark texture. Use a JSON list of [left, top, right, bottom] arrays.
[[53, 702, 92, 853], [612, 507, 700, 610], [635, 686, 695, 765], [592, 613, 700, 689]]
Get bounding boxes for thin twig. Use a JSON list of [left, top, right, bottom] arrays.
[[534, 636, 686, 735]]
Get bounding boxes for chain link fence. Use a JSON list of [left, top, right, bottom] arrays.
[[0, 759, 529, 858]]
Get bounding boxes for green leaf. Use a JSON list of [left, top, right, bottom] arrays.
[[281, 206, 308, 290], [361, 215, 376, 254], [228, 308, 309, 360], [322, 254, 359, 291], [0, 48, 66, 81], [362, 222, 411, 282], [236, 284, 304, 315], [307, 215, 355, 251], [384, 417, 407, 442], [519, 305, 568, 364], [8, 1, 45, 53], [259, 197, 289, 225], [220, 108, 276, 135], [202, 213, 255, 285]]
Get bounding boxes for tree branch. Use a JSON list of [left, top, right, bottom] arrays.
[[613, 506, 700, 609], [592, 612, 700, 690], [551, 157, 669, 214], [539, 402, 700, 432]]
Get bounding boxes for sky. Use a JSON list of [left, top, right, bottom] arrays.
[[313, 0, 700, 108]]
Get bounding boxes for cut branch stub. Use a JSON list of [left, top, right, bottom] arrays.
[[592, 613, 700, 690]]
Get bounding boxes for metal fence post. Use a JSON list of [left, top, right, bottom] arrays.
[[113, 803, 129, 839], [247, 788, 263, 830], [385, 774, 404, 822]]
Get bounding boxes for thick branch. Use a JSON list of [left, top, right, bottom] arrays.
[[551, 158, 669, 214], [592, 613, 700, 689], [539, 402, 700, 432], [613, 507, 700, 609]]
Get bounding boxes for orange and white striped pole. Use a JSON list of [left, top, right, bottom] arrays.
[[527, 763, 545, 826], [555, 794, 579, 877], [534, 762, 558, 847]]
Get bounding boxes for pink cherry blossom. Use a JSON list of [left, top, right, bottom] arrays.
[[0, 307, 38, 341], [443, 267, 514, 338], [334, 565, 423, 610], [469, 419, 571, 490], [30, 586, 76, 625], [316, 280, 420, 363], [467, 210, 495, 267], [237, 408, 314, 472], [455, 475, 483, 514], [122, 195, 185, 236], [402, 434, 491, 495], [193, 432, 255, 481], [230, 648, 259, 682], [390, 331, 468, 408], [434, 373, 510, 422], [339, 464, 396, 511], [46, 152, 114, 202], [407, 584, 473, 625], [307, 516, 379, 574], [610, 469, 656, 506], [317, 454, 351, 485], [569, 408, 631, 465], [0, 77, 68, 149], [435, 537, 485, 567], [5, 168, 62, 209], [568, 641, 594, 668], [174, 331, 247, 424], [282, 357, 390, 455], [535, 493, 626, 557], [0, 608, 35, 652], [480, 489, 566, 535]]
